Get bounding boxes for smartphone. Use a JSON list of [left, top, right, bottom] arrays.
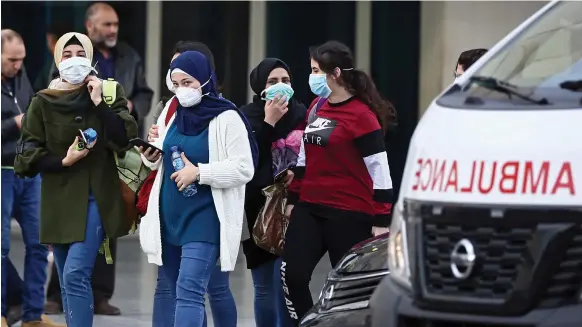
[[274, 169, 288, 183], [130, 138, 164, 155], [75, 129, 89, 150]]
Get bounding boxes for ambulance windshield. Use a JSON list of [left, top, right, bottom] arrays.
[[443, 1, 582, 108]]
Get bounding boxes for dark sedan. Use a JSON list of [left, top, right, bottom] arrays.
[[299, 233, 389, 327]]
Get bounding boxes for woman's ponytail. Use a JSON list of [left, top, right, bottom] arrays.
[[345, 69, 397, 134]]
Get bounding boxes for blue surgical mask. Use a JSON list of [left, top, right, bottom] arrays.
[[261, 82, 294, 102], [309, 74, 331, 98]]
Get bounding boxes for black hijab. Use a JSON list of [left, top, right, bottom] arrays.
[[241, 58, 306, 141]]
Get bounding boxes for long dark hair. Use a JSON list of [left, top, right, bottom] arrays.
[[309, 41, 397, 133]]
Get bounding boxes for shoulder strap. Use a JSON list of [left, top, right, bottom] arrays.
[[308, 97, 327, 124], [165, 97, 179, 126], [101, 78, 118, 106]]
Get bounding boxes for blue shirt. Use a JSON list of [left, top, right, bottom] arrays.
[[94, 50, 116, 79], [160, 124, 220, 246]]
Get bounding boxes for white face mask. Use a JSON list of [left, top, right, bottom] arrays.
[[173, 78, 210, 107], [166, 69, 176, 93], [58, 57, 95, 85]]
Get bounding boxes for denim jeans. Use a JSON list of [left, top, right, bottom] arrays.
[[153, 263, 237, 327], [251, 257, 294, 327], [1, 169, 47, 321], [52, 193, 105, 327], [161, 241, 235, 327]]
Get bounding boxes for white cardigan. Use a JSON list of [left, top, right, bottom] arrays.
[[138, 98, 254, 271]]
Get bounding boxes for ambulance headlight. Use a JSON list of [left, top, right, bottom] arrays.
[[388, 204, 412, 290]]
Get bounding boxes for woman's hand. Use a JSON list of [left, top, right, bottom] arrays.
[[148, 124, 159, 142], [139, 146, 161, 163], [85, 76, 103, 106], [372, 226, 389, 237], [170, 153, 199, 191], [62, 137, 90, 167], [283, 170, 294, 187], [264, 94, 288, 126]]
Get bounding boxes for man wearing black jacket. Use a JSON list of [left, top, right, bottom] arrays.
[[85, 2, 151, 315], [85, 3, 152, 314], [1, 29, 59, 327], [86, 2, 152, 135]]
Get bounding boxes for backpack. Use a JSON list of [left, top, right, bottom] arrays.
[[99, 79, 152, 263], [307, 97, 327, 124]]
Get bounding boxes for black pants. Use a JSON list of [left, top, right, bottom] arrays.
[[47, 238, 117, 303], [6, 257, 23, 307], [281, 203, 373, 325]]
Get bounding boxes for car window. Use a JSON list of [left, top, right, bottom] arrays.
[[440, 1, 582, 108]]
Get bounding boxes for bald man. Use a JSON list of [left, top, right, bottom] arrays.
[[1, 29, 62, 327], [86, 2, 151, 316], [85, 2, 153, 135]]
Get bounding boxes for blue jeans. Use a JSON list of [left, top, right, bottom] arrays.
[[153, 264, 237, 327], [251, 257, 294, 327], [161, 241, 236, 327], [52, 194, 105, 327], [1, 169, 47, 321]]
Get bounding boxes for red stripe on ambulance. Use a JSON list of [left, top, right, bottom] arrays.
[[411, 159, 575, 195]]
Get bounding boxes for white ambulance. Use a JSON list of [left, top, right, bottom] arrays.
[[370, 1, 582, 326]]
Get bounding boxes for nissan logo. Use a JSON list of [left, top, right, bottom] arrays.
[[450, 238, 477, 280]]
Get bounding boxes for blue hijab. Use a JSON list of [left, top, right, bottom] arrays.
[[170, 51, 258, 168]]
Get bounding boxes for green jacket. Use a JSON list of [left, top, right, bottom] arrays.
[[14, 83, 138, 244]]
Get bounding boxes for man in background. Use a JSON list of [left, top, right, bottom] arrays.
[[33, 23, 71, 92], [85, 1, 153, 135], [454, 48, 488, 79], [1, 29, 61, 327]]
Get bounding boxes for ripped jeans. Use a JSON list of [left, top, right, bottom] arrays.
[[52, 193, 105, 327]]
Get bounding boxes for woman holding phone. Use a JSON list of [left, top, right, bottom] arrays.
[[14, 32, 138, 327], [145, 41, 239, 327], [138, 51, 257, 327]]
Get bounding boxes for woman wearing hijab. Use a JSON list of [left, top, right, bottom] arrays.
[[151, 40, 218, 125], [149, 42, 237, 327], [138, 51, 257, 327], [240, 58, 307, 327], [13, 32, 138, 327]]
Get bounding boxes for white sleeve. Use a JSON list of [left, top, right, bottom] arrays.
[[198, 111, 255, 189], [140, 98, 174, 170], [296, 137, 306, 168]]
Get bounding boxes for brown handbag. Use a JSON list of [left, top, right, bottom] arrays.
[[119, 179, 140, 233], [252, 183, 289, 256]]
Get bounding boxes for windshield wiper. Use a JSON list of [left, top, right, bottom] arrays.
[[469, 75, 550, 105]]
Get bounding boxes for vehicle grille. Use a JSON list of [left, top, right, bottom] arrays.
[[413, 202, 582, 313], [538, 224, 582, 308], [422, 221, 533, 299], [322, 273, 386, 311]]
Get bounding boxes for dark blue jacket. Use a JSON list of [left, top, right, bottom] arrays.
[[1, 67, 34, 167]]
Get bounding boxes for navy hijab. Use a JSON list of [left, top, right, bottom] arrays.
[[170, 51, 258, 168]]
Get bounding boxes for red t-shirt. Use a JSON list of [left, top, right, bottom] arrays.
[[288, 97, 393, 226]]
